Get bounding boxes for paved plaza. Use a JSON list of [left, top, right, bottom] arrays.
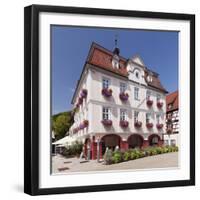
[[52, 152, 178, 174]]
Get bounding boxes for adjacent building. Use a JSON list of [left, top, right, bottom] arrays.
[[164, 91, 179, 146], [68, 42, 168, 159]]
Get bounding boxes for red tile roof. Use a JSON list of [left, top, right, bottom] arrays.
[[166, 91, 178, 112], [87, 42, 167, 93], [71, 42, 168, 104], [87, 43, 128, 77]]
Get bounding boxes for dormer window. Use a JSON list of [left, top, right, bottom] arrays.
[[112, 47, 120, 69], [168, 103, 173, 109], [112, 54, 119, 69], [147, 75, 153, 82]]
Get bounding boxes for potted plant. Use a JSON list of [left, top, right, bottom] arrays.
[[157, 101, 163, 108], [83, 119, 89, 127], [78, 97, 83, 105], [156, 123, 163, 129], [147, 99, 153, 107], [146, 122, 153, 129], [79, 123, 85, 130], [134, 121, 142, 128], [80, 89, 87, 98], [101, 119, 112, 126], [119, 120, 129, 128], [119, 92, 129, 101], [102, 88, 112, 97]]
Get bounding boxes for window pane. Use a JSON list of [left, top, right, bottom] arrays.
[[120, 109, 127, 121], [103, 78, 110, 89], [120, 82, 126, 93], [102, 107, 110, 120], [146, 90, 151, 99], [157, 94, 161, 101], [134, 87, 139, 100], [134, 111, 139, 122], [146, 113, 150, 123]]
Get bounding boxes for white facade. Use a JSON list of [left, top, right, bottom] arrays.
[[69, 58, 166, 143]]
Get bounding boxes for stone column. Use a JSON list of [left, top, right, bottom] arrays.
[[91, 141, 97, 160], [99, 142, 103, 159]]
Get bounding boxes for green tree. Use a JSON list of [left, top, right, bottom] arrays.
[[52, 111, 73, 140]]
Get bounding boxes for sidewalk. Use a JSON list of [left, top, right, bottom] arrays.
[[52, 152, 178, 173]]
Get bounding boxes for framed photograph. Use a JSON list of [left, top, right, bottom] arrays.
[[24, 4, 195, 195]]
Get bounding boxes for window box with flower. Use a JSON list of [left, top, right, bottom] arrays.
[[119, 92, 129, 101], [80, 89, 88, 98], [102, 88, 112, 97], [156, 123, 163, 129], [120, 120, 129, 128], [146, 122, 153, 129], [101, 119, 112, 126], [147, 99, 153, 107], [157, 101, 163, 109], [134, 121, 142, 128]]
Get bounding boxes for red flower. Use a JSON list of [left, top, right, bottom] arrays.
[[81, 89, 88, 98], [134, 121, 142, 128], [119, 92, 129, 101], [101, 119, 112, 126], [147, 99, 153, 107], [156, 124, 163, 129], [157, 102, 163, 108], [83, 120, 89, 127], [102, 88, 112, 97], [120, 120, 129, 128], [146, 123, 153, 129], [78, 97, 83, 105]]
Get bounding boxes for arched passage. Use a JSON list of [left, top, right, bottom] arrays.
[[148, 134, 161, 146], [127, 134, 144, 148], [101, 134, 121, 155], [84, 138, 92, 159]]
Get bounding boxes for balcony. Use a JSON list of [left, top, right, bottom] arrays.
[[146, 122, 153, 129], [119, 120, 129, 128], [156, 123, 163, 130], [101, 119, 112, 126], [134, 121, 142, 128], [119, 92, 129, 101], [102, 88, 112, 98], [146, 99, 153, 107], [157, 101, 163, 109]]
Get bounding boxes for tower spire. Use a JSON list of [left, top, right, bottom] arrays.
[[115, 34, 118, 48], [113, 34, 120, 55]]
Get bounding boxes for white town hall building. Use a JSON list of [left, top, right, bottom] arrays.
[[68, 42, 168, 159]]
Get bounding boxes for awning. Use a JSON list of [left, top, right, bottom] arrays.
[[52, 135, 76, 146]]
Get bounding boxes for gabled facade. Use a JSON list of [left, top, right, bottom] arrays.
[[68, 42, 168, 159], [164, 91, 179, 146]]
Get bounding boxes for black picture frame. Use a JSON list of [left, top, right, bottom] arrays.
[[24, 4, 195, 196]]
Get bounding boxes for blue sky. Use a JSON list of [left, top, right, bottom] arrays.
[[51, 26, 178, 115]]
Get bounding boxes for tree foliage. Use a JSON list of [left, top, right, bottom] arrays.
[[52, 111, 73, 140]]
